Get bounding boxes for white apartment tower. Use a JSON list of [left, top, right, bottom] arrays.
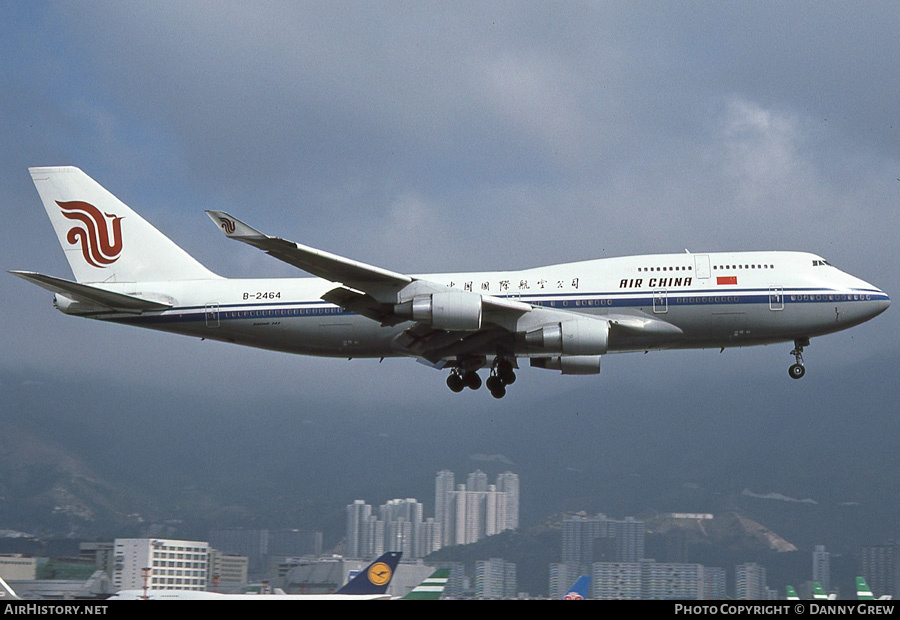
[[114, 538, 209, 591], [438, 470, 520, 547]]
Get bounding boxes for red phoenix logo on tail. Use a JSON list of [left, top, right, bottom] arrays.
[[57, 200, 124, 267], [217, 216, 236, 234]]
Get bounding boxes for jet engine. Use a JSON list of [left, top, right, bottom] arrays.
[[524, 319, 609, 355], [394, 291, 483, 330], [530, 355, 603, 375]]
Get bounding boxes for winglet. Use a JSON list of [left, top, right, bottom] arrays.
[[206, 210, 267, 239], [335, 551, 402, 595]]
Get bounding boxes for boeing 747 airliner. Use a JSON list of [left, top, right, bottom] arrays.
[[11, 167, 889, 398]]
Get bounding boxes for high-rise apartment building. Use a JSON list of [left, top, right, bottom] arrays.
[[736, 562, 767, 600], [114, 538, 209, 591], [561, 513, 644, 574], [813, 544, 831, 593], [345, 500, 373, 559], [435, 470, 456, 546], [861, 542, 899, 599], [437, 470, 519, 547], [476, 558, 517, 598]]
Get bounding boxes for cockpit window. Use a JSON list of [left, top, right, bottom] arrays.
[[812, 259, 832, 267]]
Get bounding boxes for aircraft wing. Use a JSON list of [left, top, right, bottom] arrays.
[[206, 211, 413, 297], [9, 271, 172, 313], [206, 211, 533, 338]]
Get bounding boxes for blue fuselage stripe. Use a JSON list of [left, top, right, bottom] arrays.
[[109, 287, 889, 326]]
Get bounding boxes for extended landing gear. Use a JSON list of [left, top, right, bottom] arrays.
[[446, 358, 517, 398], [485, 358, 516, 399], [788, 338, 809, 379], [446, 370, 481, 392]]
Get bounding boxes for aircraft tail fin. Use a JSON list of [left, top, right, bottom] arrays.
[[562, 575, 591, 600], [812, 582, 828, 600], [0, 576, 22, 600], [856, 576, 891, 600], [786, 585, 799, 600], [29, 167, 218, 283], [335, 551, 401, 595], [401, 568, 450, 600], [857, 576, 875, 600]]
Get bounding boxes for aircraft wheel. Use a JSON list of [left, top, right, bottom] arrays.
[[447, 373, 464, 392], [788, 363, 806, 380], [490, 384, 506, 399], [486, 375, 503, 392], [500, 369, 516, 385], [463, 371, 482, 390]]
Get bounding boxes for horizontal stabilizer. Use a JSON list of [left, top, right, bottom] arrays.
[[10, 271, 171, 313]]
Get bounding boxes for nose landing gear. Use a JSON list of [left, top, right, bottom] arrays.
[[788, 338, 809, 379]]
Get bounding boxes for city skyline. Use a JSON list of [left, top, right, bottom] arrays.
[[346, 470, 520, 560]]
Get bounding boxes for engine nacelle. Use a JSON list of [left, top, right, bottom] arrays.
[[531, 355, 603, 375], [524, 319, 609, 355], [394, 291, 483, 331]]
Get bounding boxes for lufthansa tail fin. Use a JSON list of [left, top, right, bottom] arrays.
[[335, 551, 402, 595], [29, 167, 218, 283]]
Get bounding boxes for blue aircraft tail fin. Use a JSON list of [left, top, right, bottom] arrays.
[[336, 551, 402, 595], [562, 575, 591, 600]]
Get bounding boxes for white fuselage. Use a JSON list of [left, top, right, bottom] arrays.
[[75, 250, 889, 360]]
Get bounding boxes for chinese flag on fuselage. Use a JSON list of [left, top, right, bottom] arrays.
[[717, 276, 738, 285]]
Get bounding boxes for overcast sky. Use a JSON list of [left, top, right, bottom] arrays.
[[2, 2, 899, 523]]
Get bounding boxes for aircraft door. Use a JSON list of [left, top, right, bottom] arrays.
[[694, 255, 711, 280], [768, 287, 784, 311], [205, 303, 220, 327], [653, 290, 668, 314]]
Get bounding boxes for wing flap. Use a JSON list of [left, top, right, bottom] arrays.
[[320, 286, 407, 327]]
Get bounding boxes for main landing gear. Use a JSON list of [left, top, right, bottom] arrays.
[[446, 358, 516, 398], [788, 337, 809, 379]]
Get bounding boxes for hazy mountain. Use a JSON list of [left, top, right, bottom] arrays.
[[1, 343, 898, 550]]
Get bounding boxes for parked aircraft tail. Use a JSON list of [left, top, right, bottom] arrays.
[[857, 576, 892, 600], [812, 581, 835, 600], [401, 568, 450, 600], [28, 166, 218, 284], [335, 551, 402, 595], [562, 575, 591, 600], [0, 576, 22, 600], [786, 585, 799, 600]]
